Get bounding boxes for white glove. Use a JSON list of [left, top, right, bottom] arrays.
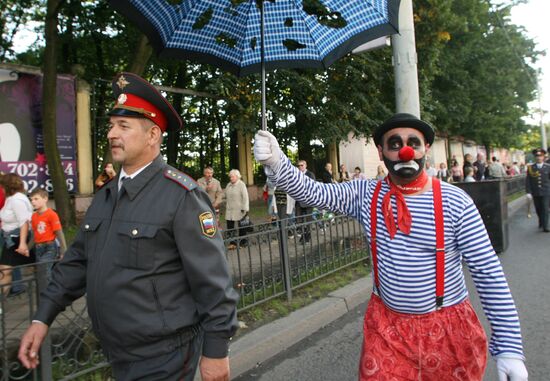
[[254, 130, 282, 175], [496, 357, 528, 381], [526, 193, 532, 200]]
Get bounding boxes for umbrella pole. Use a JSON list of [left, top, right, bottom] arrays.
[[260, 0, 267, 131]]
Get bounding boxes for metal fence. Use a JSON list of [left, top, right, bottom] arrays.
[[0, 213, 367, 380], [503, 174, 526, 196]]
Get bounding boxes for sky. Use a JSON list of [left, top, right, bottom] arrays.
[[8, 1, 550, 126], [510, 0, 550, 126]]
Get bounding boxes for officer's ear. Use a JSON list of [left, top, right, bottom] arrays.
[[148, 124, 163, 146]]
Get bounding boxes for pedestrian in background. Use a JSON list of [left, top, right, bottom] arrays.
[[197, 166, 224, 217], [320, 163, 336, 184], [352, 167, 367, 180], [263, 182, 278, 222], [473, 153, 487, 181], [450, 159, 463, 182], [29, 188, 67, 280], [338, 164, 351, 182], [94, 162, 117, 189], [224, 169, 249, 249], [463, 166, 476, 182], [375, 165, 386, 180], [295, 160, 315, 243], [463, 153, 474, 177], [488, 156, 507, 179], [425, 161, 437, 177], [436, 162, 450, 182], [0, 173, 33, 297], [19, 73, 238, 381], [526, 148, 550, 232]]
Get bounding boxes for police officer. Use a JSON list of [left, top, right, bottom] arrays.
[[526, 148, 550, 232], [18, 73, 238, 381]]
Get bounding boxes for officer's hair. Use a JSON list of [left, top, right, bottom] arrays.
[[229, 169, 241, 179], [139, 118, 164, 145]]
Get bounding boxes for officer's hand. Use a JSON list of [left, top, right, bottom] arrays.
[[199, 356, 230, 381], [254, 130, 282, 175], [496, 357, 528, 381], [18, 322, 49, 369]]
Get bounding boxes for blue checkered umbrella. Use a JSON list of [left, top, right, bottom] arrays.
[[109, 0, 401, 128]]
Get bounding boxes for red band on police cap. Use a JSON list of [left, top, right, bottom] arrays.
[[113, 93, 168, 131]]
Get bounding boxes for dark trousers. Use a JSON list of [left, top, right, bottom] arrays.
[[111, 333, 203, 381], [533, 195, 549, 230], [296, 205, 312, 241], [227, 220, 248, 245]]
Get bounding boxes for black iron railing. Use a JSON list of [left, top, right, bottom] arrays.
[[1, 213, 368, 380]]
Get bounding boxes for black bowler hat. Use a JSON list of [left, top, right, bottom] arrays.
[[373, 113, 435, 146], [532, 148, 547, 156], [108, 72, 183, 132]]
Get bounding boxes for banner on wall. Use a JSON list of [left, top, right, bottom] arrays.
[[0, 69, 77, 193]]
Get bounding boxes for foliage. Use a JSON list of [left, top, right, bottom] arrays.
[[1, 0, 544, 178]]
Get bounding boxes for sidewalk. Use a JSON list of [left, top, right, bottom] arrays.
[[226, 194, 530, 380]]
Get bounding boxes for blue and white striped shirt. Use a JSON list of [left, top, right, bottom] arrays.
[[271, 155, 524, 359]]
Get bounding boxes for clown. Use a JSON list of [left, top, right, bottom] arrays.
[[254, 113, 528, 380]]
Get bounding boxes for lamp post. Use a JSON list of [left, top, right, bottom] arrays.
[[537, 81, 548, 151], [391, 0, 420, 117]]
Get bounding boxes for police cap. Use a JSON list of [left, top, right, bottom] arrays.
[[373, 113, 435, 146], [108, 72, 183, 132], [532, 148, 547, 156]]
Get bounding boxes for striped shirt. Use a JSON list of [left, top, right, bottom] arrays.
[[271, 155, 524, 359]]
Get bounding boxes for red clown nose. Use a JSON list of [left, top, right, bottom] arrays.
[[399, 146, 415, 162]]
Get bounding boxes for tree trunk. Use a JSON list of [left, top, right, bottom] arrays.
[[127, 34, 152, 75], [229, 128, 239, 173], [167, 64, 187, 166], [295, 113, 313, 166], [43, 0, 75, 226], [213, 104, 226, 177]]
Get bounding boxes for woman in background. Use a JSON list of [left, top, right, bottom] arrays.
[[224, 169, 249, 250], [375, 165, 386, 180], [0, 173, 33, 297]]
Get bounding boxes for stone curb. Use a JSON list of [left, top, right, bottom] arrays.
[[227, 276, 373, 379]]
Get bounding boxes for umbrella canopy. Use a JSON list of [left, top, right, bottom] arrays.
[[109, 0, 400, 77]]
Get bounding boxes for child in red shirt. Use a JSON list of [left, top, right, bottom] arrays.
[[30, 189, 67, 279]]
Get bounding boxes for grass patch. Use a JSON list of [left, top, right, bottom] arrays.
[[235, 260, 370, 338], [63, 224, 80, 245], [508, 191, 525, 203], [219, 199, 272, 226]]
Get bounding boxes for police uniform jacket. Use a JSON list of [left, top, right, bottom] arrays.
[[525, 162, 550, 197], [34, 156, 239, 363]]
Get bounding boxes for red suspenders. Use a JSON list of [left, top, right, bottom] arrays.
[[370, 178, 446, 309]]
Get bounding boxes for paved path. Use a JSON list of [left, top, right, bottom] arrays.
[[235, 203, 550, 380]]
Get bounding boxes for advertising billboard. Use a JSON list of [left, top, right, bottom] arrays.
[[0, 69, 77, 193]]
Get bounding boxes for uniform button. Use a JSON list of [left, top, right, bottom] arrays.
[[132, 229, 138, 236], [85, 224, 90, 229]]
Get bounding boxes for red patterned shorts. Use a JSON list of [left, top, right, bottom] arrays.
[[359, 294, 487, 381]]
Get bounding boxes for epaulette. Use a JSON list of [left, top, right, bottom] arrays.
[[164, 168, 198, 191]]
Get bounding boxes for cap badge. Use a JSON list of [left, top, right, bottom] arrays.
[[117, 93, 127, 105], [116, 75, 130, 90]]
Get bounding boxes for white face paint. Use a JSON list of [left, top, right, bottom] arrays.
[[393, 160, 420, 171]]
